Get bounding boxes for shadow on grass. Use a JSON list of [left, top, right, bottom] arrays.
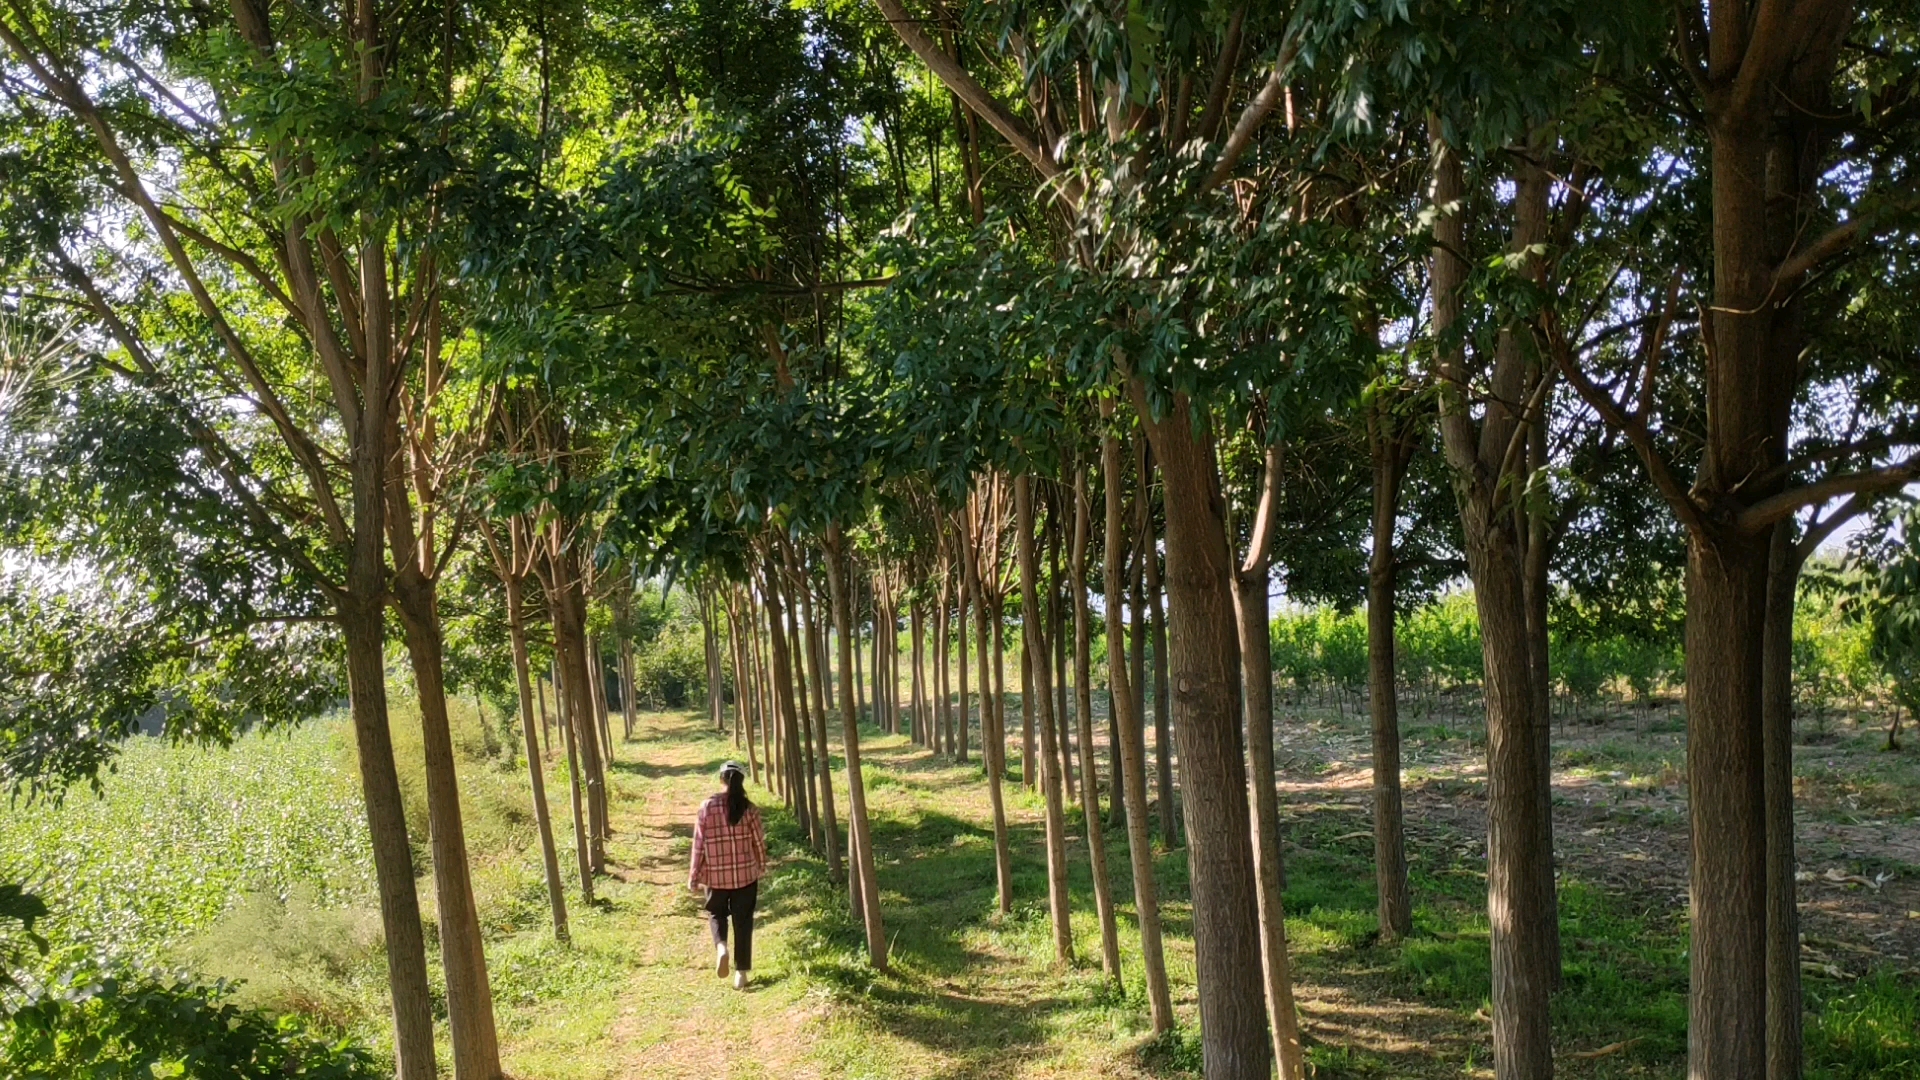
[[757, 790, 1143, 1080]]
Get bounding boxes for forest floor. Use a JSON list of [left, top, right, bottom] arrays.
[[541, 696, 1918, 1080], [8, 691, 1916, 1079]]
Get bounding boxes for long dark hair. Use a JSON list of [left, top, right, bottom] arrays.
[[723, 765, 750, 825]]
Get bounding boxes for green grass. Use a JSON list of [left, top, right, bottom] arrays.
[[5, 700, 1917, 1079]]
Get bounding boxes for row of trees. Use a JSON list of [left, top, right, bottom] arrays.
[[2, 2, 1918, 1080]]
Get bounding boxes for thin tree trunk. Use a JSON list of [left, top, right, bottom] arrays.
[[1017, 474, 1075, 966], [537, 671, 550, 759], [827, 527, 889, 969], [767, 567, 810, 834], [1101, 419, 1174, 1032], [1231, 446, 1304, 1080], [1020, 637, 1034, 790], [936, 573, 951, 752], [777, 571, 820, 849], [964, 504, 1014, 914], [1072, 466, 1123, 981], [959, 542, 972, 761], [1129, 377, 1271, 1080], [493, 533, 569, 945], [1521, 369, 1561, 988], [1368, 400, 1415, 940], [553, 643, 593, 902], [1147, 520, 1176, 849], [1049, 512, 1077, 804], [547, 539, 607, 876], [912, 600, 928, 749], [798, 563, 843, 881], [989, 593, 1013, 913]]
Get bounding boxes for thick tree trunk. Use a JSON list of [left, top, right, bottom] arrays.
[[504, 568, 569, 944], [1102, 424, 1174, 1032], [390, 570, 503, 1080], [1231, 448, 1303, 1080], [1131, 382, 1270, 1080], [339, 592, 437, 1080], [1367, 404, 1415, 941], [1764, 524, 1804, 1080], [1520, 377, 1561, 988], [1430, 134, 1557, 1080], [1072, 467, 1123, 980], [1017, 474, 1075, 966]]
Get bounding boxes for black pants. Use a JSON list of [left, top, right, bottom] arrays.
[[704, 881, 758, 971]]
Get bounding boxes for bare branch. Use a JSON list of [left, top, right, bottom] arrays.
[[1736, 456, 1920, 533]]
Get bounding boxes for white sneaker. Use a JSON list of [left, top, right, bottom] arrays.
[[715, 944, 730, 979], [733, 970, 748, 990]]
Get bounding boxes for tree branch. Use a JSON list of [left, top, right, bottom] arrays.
[[869, 0, 1079, 205], [1538, 306, 1708, 536], [1736, 456, 1920, 533]]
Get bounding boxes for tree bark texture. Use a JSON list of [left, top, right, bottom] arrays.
[[1102, 423, 1175, 1032], [1431, 132, 1556, 1080], [1130, 381, 1271, 1080], [1071, 467, 1123, 980], [1368, 401, 1415, 940], [827, 528, 889, 969], [1017, 474, 1076, 966]]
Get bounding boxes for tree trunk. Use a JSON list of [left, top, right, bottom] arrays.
[[553, 641, 593, 902], [389, 569, 504, 1080], [1049, 513, 1077, 804], [1367, 401, 1414, 941], [1520, 369, 1562, 988], [935, 574, 951, 752], [339, 591, 437, 1080], [767, 566, 812, 837], [1230, 447, 1304, 1080], [797, 565, 843, 881], [1130, 379, 1271, 1080], [989, 593, 1014, 913], [1017, 474, 1075, 966], [1147, 518, 1176, 849], [537, 671, 550, 759], [1430, 133, 1556, 1080], [964, 509, 1015, 914], [1072, 466, 1123, 981], [827, 528, 889, 969], [959, 543, 972, 761], [703, 594, 722, 732], [777, 573, 820, 848], [1102, 421, 1174, 1032], [1764, 523, 1804, 1080], [548, 543, 608, 875], [503, 561, 569, 944], [1020, 637, 1034, 790], [912, 600, 928, 749]]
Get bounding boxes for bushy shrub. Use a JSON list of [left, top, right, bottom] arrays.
[[2, 968, 383, 1079]]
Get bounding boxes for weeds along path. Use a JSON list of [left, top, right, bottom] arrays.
[[557, 709, 1171, 1080]]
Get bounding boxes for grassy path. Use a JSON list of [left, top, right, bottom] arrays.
[[513, 709, 1174, 1080]]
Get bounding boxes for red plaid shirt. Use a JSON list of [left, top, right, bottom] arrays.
[[689, 793, 766, 890]]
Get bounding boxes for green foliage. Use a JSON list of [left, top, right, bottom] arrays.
[[0, 725, 372, 970], [1, 969, 381, 1080], [0, 885, 48, 993]]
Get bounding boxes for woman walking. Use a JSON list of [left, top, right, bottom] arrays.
[[688, 761, 767, 989]]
